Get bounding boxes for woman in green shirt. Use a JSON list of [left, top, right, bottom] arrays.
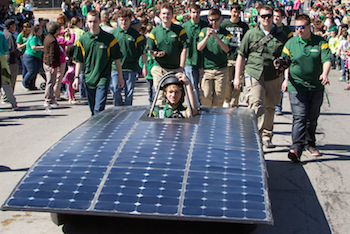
[[22, 24, 44, 90], [17, 22, 32, 82]]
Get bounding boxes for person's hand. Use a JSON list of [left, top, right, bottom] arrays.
[[51, 67, 57, 74], [282, 79, 288, 92], [319, 73, 330, 86], [178, 66, 184, 73], [154, 51, 166, 57], [72, 78, 79, 90], [206, 27, 218, 39], [175, 72, 190, 85], [118, 76, 125, 88], [233, 77, 241, 90]]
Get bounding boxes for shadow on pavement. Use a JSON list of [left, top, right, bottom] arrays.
[[252, 161, 332, 234], [0, 165, 29, 172]]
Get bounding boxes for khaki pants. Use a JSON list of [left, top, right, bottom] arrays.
[[43, 63, 58, 103], [224, 60, 243, 108], [151, 65, 179, 105], [54, 62, 66, 100], [244, 74, 282, 142], [200, 67, 229, 107]]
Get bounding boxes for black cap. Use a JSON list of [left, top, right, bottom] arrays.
[[162, 77, 182, 89], [4, 19, 16, 29]]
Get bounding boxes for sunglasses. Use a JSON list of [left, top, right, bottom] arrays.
[[295, 24, 309, 30], [208, 18, 220, 22], [260, 14, 272, 19]]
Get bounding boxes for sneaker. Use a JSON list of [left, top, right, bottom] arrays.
[[305, 146, 321, 157], [12, 105, 19, 111], [223, 102, 230, 108], [69, 99, 80, 104], [50, 102, 59, 108], [288, 150, 300, 162], [275, 110, 283, 115], [22, 84, 30, 91], [263, 140, 275, 148], [43, 102, 50, 107], [345, 85, 350, 90], [339, 77, 346, 82]]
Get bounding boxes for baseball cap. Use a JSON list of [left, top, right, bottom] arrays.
[[4, 19, 16, 28]]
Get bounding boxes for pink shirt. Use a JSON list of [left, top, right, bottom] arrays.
[[56, 33, 75, 64], [293, 0, 300, 10]]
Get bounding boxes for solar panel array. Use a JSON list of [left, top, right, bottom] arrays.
[[2, 107, 272, 224]]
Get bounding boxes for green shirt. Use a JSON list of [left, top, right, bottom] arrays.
[[111, 26, 145, 72], [147, 23, 188, 69], [182, 19, 208, 68], [220, 19, 249, 61], [152, 103, 188, 118], [282, 34, 331, 91], [72, 27, 85, 45], [25, 35, 43, 58], [237, 25, 287, 81], [16, 32, 28, 53], [198, 27, 232, 69], [74, 29, 122, 89]]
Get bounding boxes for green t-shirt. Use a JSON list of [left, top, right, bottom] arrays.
[[282, 34, 331, 91], [25, 35, 43, 58], [198, 27, 232, 69], [152, 103, 188, 118], [182, 19, 208, 68], [111, 26, 146, 72], [74, 29, 122, 89], [147, 23, 188, 69], [220, 19, 249, 61], [72, 27, 85, 45], [16, 32, 28, 53], [237, 25, 287, 81]]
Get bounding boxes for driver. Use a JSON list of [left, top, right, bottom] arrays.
[[152, 73, 198, 118]]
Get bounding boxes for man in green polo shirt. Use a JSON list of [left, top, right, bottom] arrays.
[[281, 14, 331, 162], [221, 3, 249, 108], [197, 8, 231, 107], [110, 7, 147, 106], [235, 5, 288, 148], [147, 3, 188, 105], [73, 10, 124, 116], [182, 4, 208, 104]]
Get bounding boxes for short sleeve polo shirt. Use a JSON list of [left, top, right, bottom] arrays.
[[25, 35, 43, 58], [147, 23, 188, 69], [111, 26, 146, 72], [198, 27, 232, 69], [182, 20, 208, 68], [74, 29, 122, 89], [282, 33, 331, 91]]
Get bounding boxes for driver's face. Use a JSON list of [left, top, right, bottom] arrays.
[[165, 85, 182, 105]]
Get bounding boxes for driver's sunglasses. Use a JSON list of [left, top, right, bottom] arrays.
[[260, 14, 273, 19]]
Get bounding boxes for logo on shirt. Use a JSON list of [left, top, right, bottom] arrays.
[[128, 37, 135, 42], [99, 45, 107, 49], [310, 49, 319, 52]]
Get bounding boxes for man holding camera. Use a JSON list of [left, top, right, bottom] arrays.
[[197, 8, 231, 107], [234, 5, 287, 148], [281, 14, 331, 162]]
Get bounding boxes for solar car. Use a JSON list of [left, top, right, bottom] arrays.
[[1, 73, 272, 232]]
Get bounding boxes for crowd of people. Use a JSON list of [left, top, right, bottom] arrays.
[[0, 0, 347, 162]]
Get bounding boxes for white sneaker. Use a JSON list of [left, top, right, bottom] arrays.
[[43, 102, 50, 107], [50, 102, 59, 108], [223, 102, 230, 108]]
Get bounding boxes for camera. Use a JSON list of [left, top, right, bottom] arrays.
[[274, 57, 291, 69]]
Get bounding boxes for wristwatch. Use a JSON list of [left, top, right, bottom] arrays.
[[74, 76, 79, 79]]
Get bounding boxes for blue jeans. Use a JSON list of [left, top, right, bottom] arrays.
[[289, 90, 324, 155], [341, 58, 346, 80], [20, 56, 27, 80], [110, 71, 137, 106], [22, 54, 40, 89], [86, 84, 109, 116], [184, 66, 200, 104], [79, 64, 86, 98], [146, 78, 155, 104]]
